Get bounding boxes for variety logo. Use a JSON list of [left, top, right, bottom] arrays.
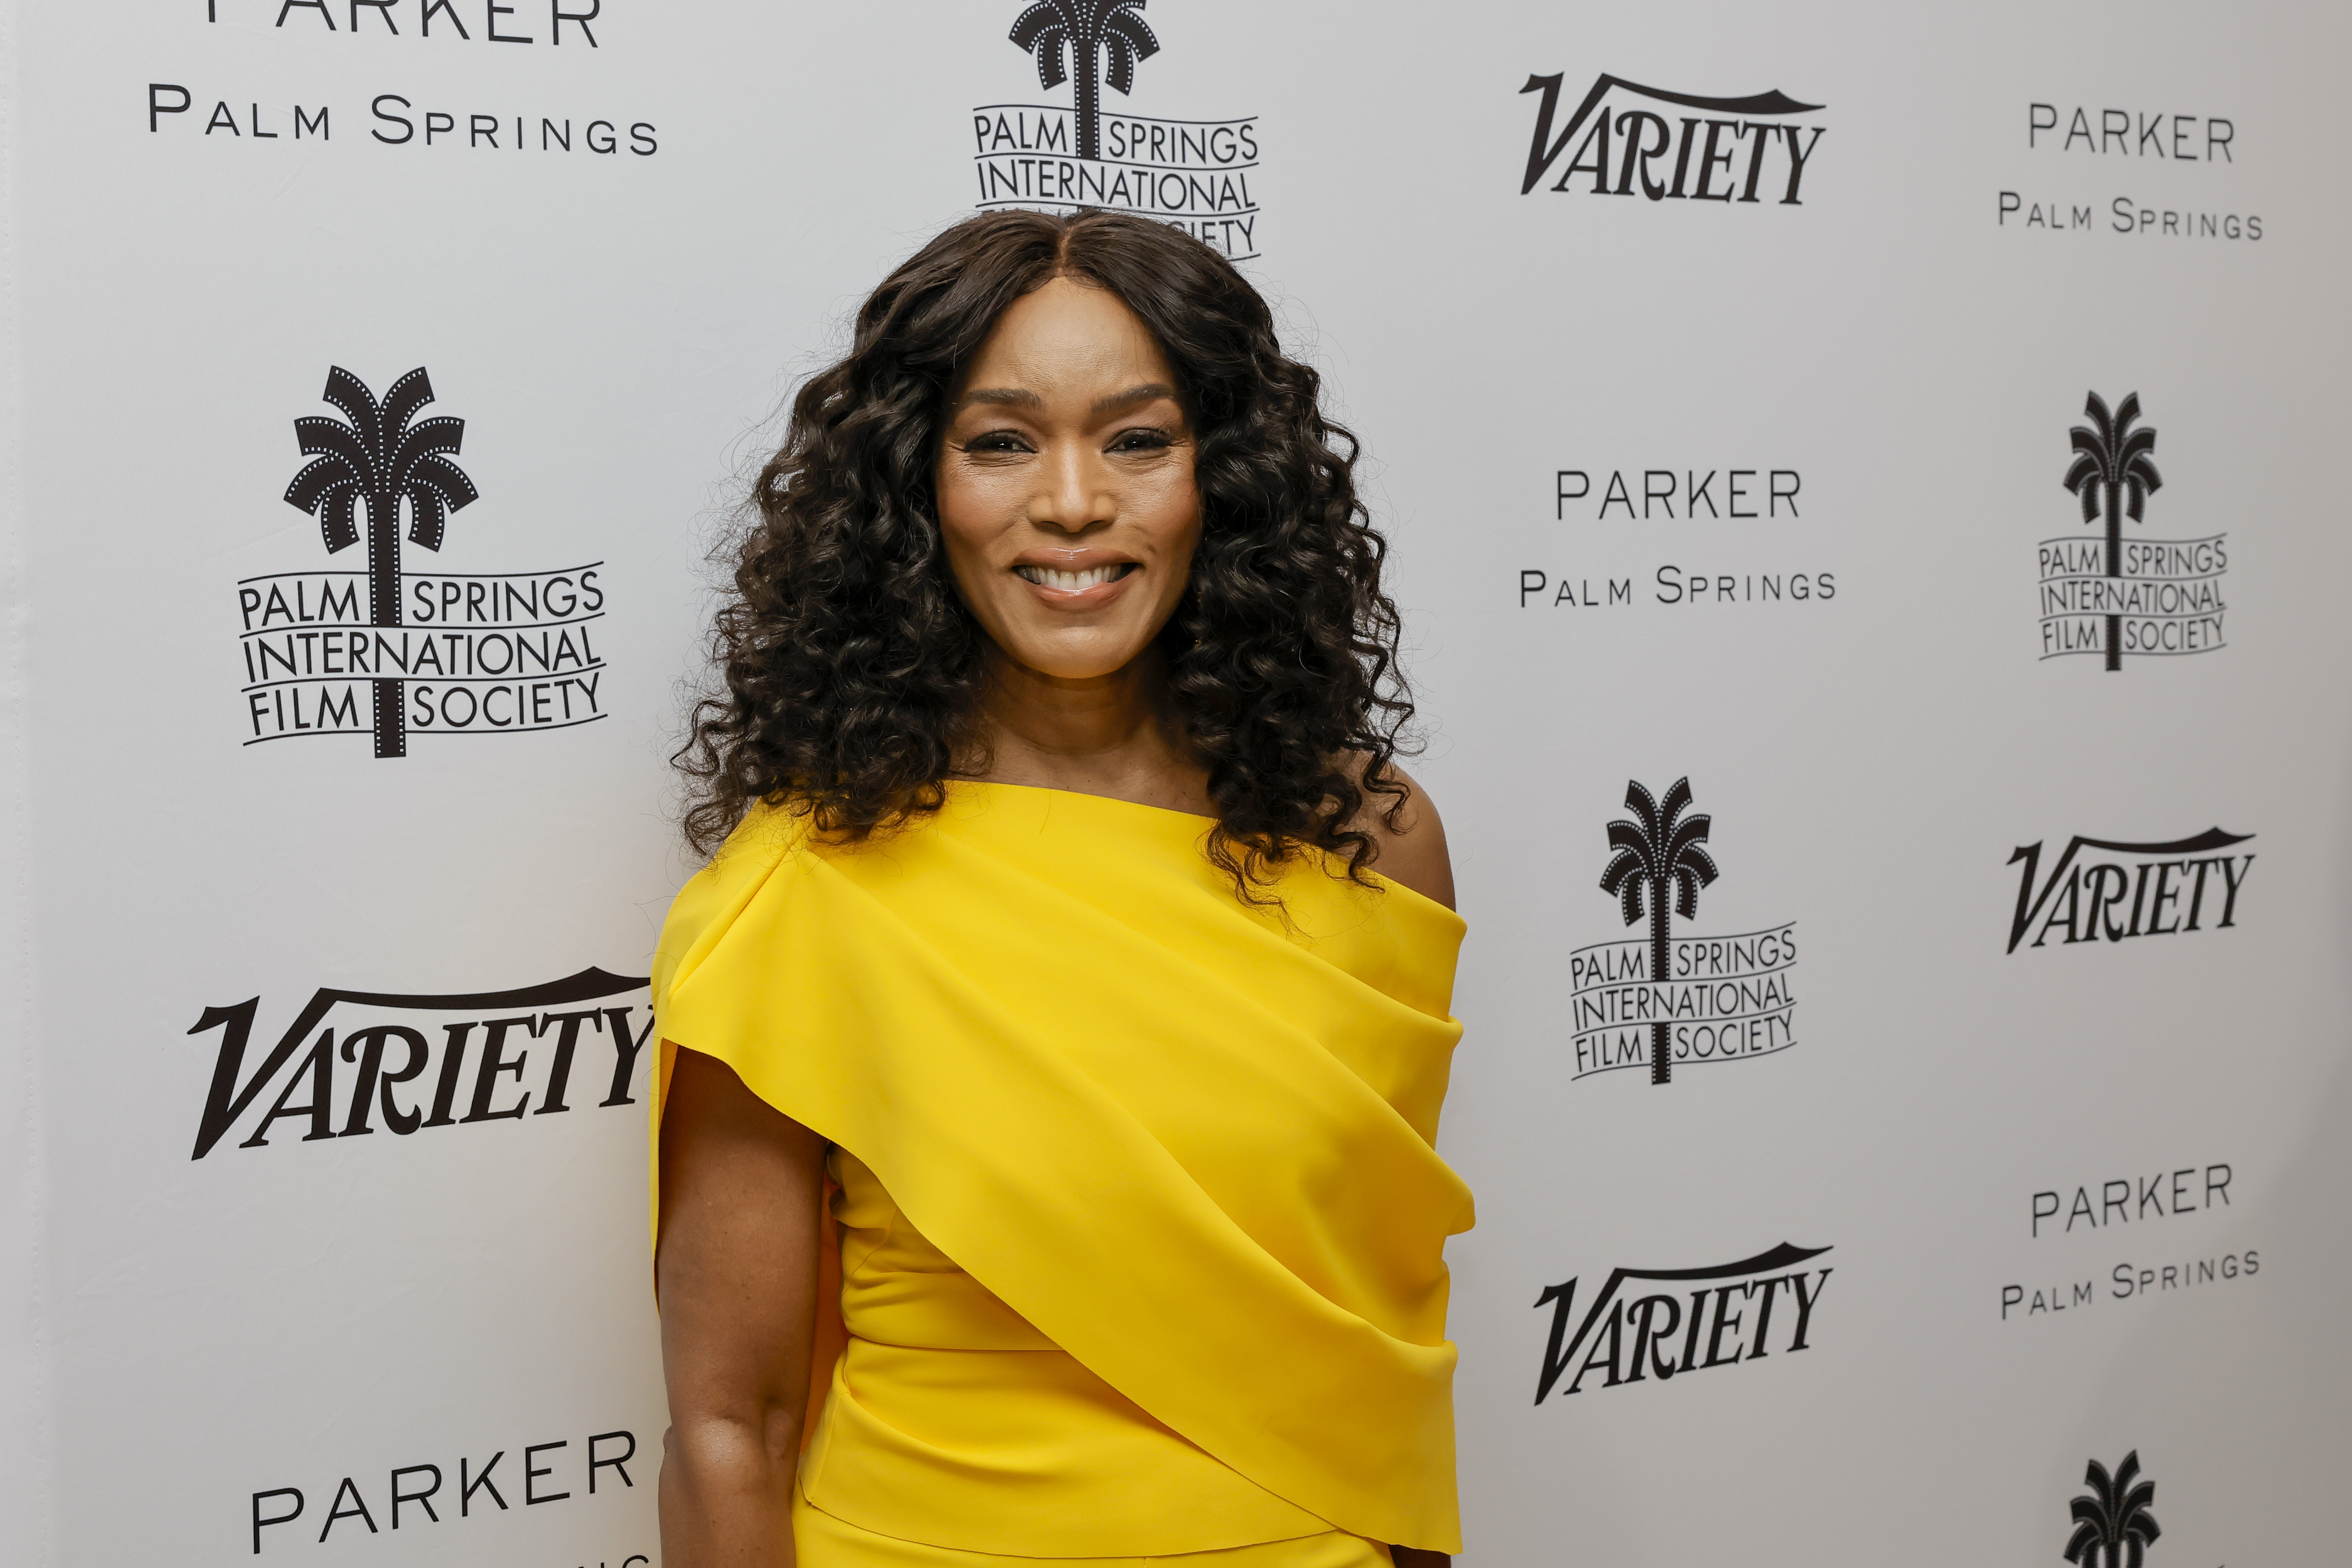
[[2041, 392, 2225, 666], [242, 367, 610, 756], [1518, 74, 1826, 203], [1573, 779, 1797, 1082], [1532, 1242, 1832, 1404], [2000, 101, 2259, 242], [2005, 829, 2252, 954], [185, 968, 651, 1159], [2066, 1452, 2161, 1568], [975, 2, 1261, 260]]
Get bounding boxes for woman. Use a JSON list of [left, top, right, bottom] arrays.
[[652, 209, 1470, 1568]]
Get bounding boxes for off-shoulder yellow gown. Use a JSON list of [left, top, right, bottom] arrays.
[[653, 782, 1472, 1564]]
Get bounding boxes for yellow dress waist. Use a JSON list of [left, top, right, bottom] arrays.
[[804, 1149, 1334, 1557]]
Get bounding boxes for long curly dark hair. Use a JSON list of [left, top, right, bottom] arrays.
[[676, 209, 1415, 895]]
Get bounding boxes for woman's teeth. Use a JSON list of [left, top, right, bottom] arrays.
[[1016, 564, 1130, 590]]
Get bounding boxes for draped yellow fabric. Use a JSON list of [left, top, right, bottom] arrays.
[[652, 782, 1472, 1557], [789, 1489, 1397, 1566]]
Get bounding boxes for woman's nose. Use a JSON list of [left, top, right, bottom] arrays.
[[1027, 443, 1116, 534]]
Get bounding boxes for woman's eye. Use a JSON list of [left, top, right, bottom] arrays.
[[966, 431, 1031, 454], [1110, 428, 1173, 453]]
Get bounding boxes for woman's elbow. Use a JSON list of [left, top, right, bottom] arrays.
[[661, 1402, 804, 1489]]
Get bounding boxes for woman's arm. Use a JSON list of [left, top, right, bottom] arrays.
[[1365, 770, 1453, 1568], [656, 1046, 826, 1567]]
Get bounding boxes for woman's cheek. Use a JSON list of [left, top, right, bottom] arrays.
[[1137, 472, 1201, 541]]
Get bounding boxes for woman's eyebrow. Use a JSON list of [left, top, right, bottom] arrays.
[[960, 387, 1044, 409], [1091, 382, 1176, 416]]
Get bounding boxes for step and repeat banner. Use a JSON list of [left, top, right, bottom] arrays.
[[2, 2, 2348, 1564]]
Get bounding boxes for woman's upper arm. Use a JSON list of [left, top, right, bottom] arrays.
[[655, 1046, 826, 1445], [1357, 766, 1455, 911]]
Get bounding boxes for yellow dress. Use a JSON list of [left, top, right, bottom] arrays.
[[652, 783, 1472, 1563]]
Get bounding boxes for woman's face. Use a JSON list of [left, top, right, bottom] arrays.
[[936, 276, 1201, 682]]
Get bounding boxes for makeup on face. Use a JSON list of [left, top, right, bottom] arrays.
[[934, 278, 1202, 683]]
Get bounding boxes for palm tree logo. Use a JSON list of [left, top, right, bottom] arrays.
[[1598, 779, 1719, 1085], [283, 366, 479, 759], [2062, 391, 2163, 673], [2065, 1451, 2161, 1567], [1008, 0, 1161, 162]]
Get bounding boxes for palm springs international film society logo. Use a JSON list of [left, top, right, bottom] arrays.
[[973, 2, 1261, 260], [2040, 391, 2226, 668], [1571, 779, 1797, 1084], [238, 366, 610, 757], [2066, 1451, 2161, 1568]]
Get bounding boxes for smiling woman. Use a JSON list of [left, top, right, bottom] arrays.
[[652, 211, 1467, 1568], [930, 276, 1212, 812]]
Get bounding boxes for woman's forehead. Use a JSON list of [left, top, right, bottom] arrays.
[[959, 279, 1173, 396]]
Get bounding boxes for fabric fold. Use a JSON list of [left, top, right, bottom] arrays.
[[653, 783, 1471, 1555]]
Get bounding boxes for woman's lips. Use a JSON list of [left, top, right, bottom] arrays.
[[1014, 563, 1136, 590]]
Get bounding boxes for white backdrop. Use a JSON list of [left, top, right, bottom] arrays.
[[3, 3, 2349, 1564]]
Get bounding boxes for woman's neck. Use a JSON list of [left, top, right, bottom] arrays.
[[961, 646, 1213, 814]]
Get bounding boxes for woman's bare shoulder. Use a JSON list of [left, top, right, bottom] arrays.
[[1348, 764, 1454, 911]]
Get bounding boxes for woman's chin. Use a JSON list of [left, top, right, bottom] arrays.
[[995, 632, 1160, 684]]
